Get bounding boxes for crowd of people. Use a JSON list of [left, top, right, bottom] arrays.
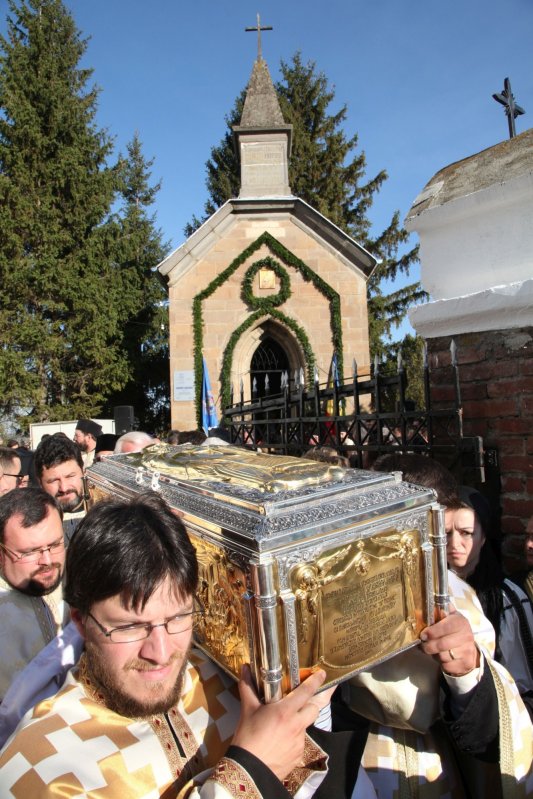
[[0, 428, 531, 796]]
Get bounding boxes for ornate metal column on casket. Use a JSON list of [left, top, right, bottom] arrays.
[[88, 445, 449, 703]]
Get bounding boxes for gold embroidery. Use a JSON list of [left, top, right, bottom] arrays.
[[29, 583, 66, 645], [30, 595, 57, 644], [77, 651, 237, 794], [211, 757, 262, 799], [282, 734, 327, 796], [149, 714, 187, 786]]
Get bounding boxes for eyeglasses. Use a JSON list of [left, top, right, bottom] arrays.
[[87, 606, 204, 643], [0, 538, 65, 563], [0, 472, 23, 481]]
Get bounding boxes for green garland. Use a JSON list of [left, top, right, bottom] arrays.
[[241, 257, 291, 311], [220, 309, 315, 409], [193, 231, 343, 425]]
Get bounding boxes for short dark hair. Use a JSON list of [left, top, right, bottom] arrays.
[[34, 435, 83, 479], [178, 429, 207, 445], [372, 453, 458, 506], [64, 492, 198, 614], [0, 487, 62, 544], [0, 446, 20, 471]]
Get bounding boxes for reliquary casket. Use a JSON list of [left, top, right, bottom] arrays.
[[88, 444, 448, 702]]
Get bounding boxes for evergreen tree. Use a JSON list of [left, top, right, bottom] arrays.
[[0, 0, 125, 425], [380, 333, 426, 413], [103, 133, 170, 433], [187, 53, 426, 361]]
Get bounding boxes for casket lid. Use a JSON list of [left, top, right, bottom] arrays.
[[88, 444, 437, 552]]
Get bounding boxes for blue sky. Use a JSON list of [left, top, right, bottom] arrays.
[[2, 0, 532, 334]]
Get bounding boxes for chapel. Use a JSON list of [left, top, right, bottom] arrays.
[[158, 51, 376, 430]]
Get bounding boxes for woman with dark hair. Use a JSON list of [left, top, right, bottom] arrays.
[[446, 486, 533, 717]]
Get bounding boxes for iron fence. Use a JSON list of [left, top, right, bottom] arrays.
[[223, 344, 482, 474]]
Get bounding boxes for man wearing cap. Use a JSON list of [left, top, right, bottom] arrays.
[[73, 418, 102, 467]]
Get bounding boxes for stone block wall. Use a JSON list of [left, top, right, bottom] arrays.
[[167, 215, 370, 431], [426, 327, 533, 573]]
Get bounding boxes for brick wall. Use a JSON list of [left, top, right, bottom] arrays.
[[426, 327, 533, 573]]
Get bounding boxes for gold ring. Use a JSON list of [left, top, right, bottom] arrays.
[[449, 649, 456, 660]]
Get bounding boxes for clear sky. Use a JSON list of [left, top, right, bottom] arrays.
[[2, 0, 532, 326]]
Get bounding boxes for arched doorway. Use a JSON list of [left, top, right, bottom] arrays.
[[250, 335, 290, 398], [228, 317, 306, 405]]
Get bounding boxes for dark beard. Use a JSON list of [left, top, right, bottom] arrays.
[[3, 565, 62, 597], [57, 492, 83, 513], [85, 641, 190, 718]]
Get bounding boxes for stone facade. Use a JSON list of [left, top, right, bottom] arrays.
[[165, 209, 371, 430], [159, 54, 374, 434]]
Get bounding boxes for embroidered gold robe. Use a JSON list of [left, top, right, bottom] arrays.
[[0, 649, 328, 798]]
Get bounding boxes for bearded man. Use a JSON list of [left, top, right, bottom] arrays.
[[0, 488, 69, 700], [0, 493, 360, 798], [73, 418, 102, 467], [34, 435, 90, 542]]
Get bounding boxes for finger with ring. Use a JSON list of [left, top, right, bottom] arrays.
[[449, 649, 456, 660]]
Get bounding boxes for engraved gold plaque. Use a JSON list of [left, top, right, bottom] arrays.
[[289, 531, 426, 684], [88, 446, 448, 701]]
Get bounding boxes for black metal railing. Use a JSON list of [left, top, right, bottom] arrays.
[[223, 343, 475, 471]]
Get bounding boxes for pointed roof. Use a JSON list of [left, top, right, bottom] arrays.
[[239, 58, 286, 128], [233, 56, 293, 197]]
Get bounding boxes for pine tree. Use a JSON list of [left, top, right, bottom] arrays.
[[187, 53, 426, 361], [0, 0, 125, 425], [380, 333, 426, 413], [103, 133, 170, 433]]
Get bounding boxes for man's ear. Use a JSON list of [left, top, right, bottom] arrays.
[[71, 608, 87, 639]]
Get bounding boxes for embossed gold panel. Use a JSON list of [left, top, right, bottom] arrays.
[[193, 537, 250, 677], [289, 529, 426, 683]]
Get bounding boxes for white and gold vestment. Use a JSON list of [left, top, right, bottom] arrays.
[[348, 572, 533, 798], [0, 649, 328, 798]]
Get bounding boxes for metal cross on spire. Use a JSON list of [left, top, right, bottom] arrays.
[[492, 77, 525, 139], [245, 13, 273, 61]]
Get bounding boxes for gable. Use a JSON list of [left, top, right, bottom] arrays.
[[158, 197, 377, 288]]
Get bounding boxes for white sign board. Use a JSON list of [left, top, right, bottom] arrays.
[[30, 419, 115, 450], [173, 370, 195, 402]]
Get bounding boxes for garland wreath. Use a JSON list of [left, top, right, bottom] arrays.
[[193, 231, 343, 425], [241, 256, 292, 310]]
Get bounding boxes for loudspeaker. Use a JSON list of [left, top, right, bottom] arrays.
[[114, 406, 134, 436]]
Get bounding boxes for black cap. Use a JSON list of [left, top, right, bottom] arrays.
[[76, 419, 103, 439]]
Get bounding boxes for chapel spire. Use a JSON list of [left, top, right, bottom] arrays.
[[233, 21, 292, 198]]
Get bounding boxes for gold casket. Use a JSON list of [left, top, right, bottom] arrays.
[[88, 444, 448, 702]]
